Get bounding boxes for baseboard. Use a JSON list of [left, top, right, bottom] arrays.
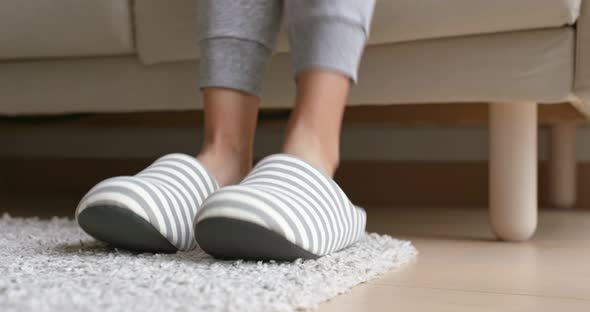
[[336, 161, 586, 208], [0, 103, 585, 129], [1, 157, 588, 209]]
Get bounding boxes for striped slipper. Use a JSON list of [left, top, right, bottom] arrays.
[[194, 154, 366, 261], [75, 153, 218, 253]]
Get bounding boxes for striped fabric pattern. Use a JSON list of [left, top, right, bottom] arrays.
[[75, 153, 219, 251], [195, 154, 366, 257]]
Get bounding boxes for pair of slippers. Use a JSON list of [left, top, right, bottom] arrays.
[[76, 153, 366, 261]]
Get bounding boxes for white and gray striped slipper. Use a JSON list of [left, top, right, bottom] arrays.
[[75, 153, 219, 253], [194, 154, 366, 261]]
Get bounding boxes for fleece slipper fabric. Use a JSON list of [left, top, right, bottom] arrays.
[[75, 153, 218, 253], [194, 154, 366, 261]]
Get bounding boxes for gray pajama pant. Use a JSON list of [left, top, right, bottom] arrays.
[[198, 0, 376, 97]]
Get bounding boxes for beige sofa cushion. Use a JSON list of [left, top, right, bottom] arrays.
[[0, 28, 573, 114], [135, 0, 581, 65], [0, 0, 134, 59]]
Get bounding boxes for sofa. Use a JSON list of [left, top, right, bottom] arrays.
[[1, 0, 589, 241]]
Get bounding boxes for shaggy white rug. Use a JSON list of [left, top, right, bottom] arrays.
[[0, 214, 417, 312]]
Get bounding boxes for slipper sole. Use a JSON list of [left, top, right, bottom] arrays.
[[78, 205, 177, 253], [195, 217, 318, 261]]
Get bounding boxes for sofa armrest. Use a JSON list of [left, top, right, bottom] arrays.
[[575, 1, 590, 102]]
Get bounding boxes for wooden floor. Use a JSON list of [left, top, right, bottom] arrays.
[[3, 197, 589, 311], [319, 207, 590, 312]]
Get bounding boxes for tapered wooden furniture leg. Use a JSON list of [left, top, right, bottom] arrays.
[[489, 102, 537, 241], [548, 122, 577, 209]]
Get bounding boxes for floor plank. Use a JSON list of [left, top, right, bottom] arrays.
[[319, 283, 590, 312]]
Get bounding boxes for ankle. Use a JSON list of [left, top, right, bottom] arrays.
[[197, 143, 253, 187], [282, 125, 340, 177]]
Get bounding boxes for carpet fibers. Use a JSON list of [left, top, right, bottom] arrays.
[[0, 214, 417, 312]]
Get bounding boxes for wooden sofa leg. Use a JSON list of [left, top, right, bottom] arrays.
[[548, 122, 577, 209], [489, 102, 538, 241]]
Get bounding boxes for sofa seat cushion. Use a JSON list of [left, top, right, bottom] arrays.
[[0, 29, 573, 114], [0, 0, 134, 59], [135, 0, 581, 64]]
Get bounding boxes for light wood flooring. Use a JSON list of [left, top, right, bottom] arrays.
[[319, 207, 590, 311]]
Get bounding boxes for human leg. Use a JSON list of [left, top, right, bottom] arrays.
[[195, 0, 376, 260], [75, 0, 283, 252]]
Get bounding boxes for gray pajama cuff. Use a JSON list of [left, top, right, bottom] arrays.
[[198, 37, 272, 97], [288, 19, 368, 83]]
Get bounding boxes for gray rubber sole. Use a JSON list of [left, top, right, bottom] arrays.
[[77, 205, 177, 253], [195, 217, 319, 261]]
